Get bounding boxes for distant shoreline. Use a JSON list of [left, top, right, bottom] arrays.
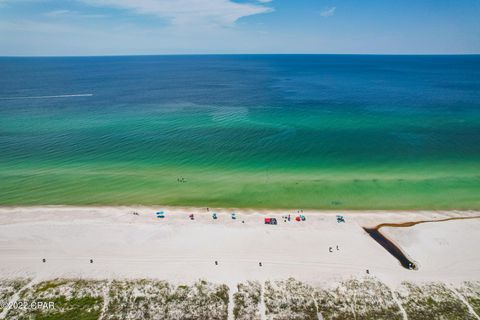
[[2, 53, 480, 58]]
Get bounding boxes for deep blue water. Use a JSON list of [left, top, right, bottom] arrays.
[[1, 55, 480, 109]]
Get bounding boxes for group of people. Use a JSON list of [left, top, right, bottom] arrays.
[[42, 258, 94, 263], [214, 260, 263, 267], [328, 245, 340, 253]]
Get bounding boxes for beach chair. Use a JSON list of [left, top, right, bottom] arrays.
[[212, 213, 218, 220], [336, 215, 345, 223], [231, 213, 236, 220], [189, 214, 194, 220], [156, 211, 165, 219]]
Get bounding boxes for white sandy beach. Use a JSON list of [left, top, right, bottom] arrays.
[[0, 206, 479, 287]]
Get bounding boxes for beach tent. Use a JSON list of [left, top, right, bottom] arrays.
[[295, 216, 301, 222], [264, 218, 277, 225], [300, 215, 306, 221], [212, 213, 218, 220], [189, 214, 194, 220]]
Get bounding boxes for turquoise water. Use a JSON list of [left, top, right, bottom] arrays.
[[1, 55, 479, 208]]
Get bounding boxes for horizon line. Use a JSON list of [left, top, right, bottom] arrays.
[[1, 53, 480, 58]]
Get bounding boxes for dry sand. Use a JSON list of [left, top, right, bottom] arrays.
[[0, 206, 479, 287]]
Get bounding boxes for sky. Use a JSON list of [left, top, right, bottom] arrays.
[[0, 0, 479, 56]]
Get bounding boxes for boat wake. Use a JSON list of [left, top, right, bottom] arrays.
[[0, 93, 93, 100]]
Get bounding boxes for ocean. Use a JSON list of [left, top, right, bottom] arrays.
[[0, 55, 479, 209]]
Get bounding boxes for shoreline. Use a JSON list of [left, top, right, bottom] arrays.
[[2, 204, 480, 212]]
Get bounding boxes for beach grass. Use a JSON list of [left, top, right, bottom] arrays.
[[395, 282, 477, 320], [6, 279, 105, 320], [3, 278, 480, 320]]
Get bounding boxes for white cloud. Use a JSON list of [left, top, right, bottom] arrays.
[[320, 6, 336, 18], [45, 9, 107, 19], [45, 9, 71, 17], [80, 0, 273, 26]]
